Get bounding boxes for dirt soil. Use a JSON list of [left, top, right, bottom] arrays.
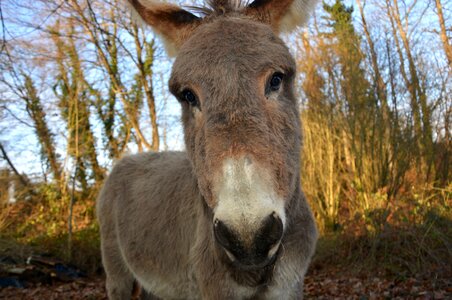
[[1, 270, 451, 300]]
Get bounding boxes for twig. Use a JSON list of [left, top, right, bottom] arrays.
[[0, 142, 30, 188]]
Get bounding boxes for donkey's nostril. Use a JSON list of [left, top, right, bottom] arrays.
[[255, 212, 284, 256], [265, 212, 284, 241], [213, 219, 241, 255]]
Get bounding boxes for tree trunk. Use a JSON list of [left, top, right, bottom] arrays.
[[133, 26, 160, 151], [385, 0, 424, 166], [51, 21, 104, 185], [69, 0, 152, 151], [356, 0, 390, 120], [23, 75, 64, 186], [392, 0, 434, 176], [435, 0, 452, 69], [0, 142, 31, 189]]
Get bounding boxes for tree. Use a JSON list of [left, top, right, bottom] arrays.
[[23, 75, 65, 188], [51, 20, 104, 188], [385, 0, 434, 176], [67, 0, 156, 152], [434, 0, 452, 69]]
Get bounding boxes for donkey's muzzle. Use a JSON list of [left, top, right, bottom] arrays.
[[213, 212, 283, 270]]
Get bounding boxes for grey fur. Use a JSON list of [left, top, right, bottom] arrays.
[[98, 1, 318, 299]]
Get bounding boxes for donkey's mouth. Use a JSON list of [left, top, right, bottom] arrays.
[[234, 251, 281, 272], [224, 242, 282, 271]]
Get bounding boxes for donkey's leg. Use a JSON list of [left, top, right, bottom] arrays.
[[101, 238, 135, 300], [139, 289, 162, 300]]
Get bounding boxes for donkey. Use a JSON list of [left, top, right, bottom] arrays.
[[97, 0, 319, 299]]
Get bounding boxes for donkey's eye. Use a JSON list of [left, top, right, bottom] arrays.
[[182, 89, 198, 106], [268, 72, 284, 93]]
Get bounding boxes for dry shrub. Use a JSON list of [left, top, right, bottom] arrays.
[[302, 109, 389, 231], [302, 110, 343, 231], [0, 204, 14, 233], [301, 106, 449, 234], [312, 203, 452, 278]]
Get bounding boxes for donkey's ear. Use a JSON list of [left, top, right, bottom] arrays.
[[126, 0, 201, 56], [245, 0, 318, 33]]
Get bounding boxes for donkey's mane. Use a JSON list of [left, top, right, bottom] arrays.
[[188, 0, 250, 16]]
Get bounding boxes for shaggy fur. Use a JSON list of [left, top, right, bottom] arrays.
[[98, 0, 319, 299]]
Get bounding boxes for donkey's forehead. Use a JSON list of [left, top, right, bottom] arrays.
[[170, 17, 295, 83]]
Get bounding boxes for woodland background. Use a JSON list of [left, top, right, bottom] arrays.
[[0, 0, 451, 297]]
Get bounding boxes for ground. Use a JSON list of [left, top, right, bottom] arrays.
[[1, 269, 451, 299]]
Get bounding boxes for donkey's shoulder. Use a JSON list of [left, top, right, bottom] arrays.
[[100, 151, 193, 200], [111, 151, 191, 176], [98, 151, 195, 210]]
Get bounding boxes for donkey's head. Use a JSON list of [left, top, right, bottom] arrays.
[[128, 0, 317, 270]]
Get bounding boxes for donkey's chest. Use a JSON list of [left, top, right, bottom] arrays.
[[127, 251, 299, 300], [222, 260, 301, 299], [133, 266, 200, 299]]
